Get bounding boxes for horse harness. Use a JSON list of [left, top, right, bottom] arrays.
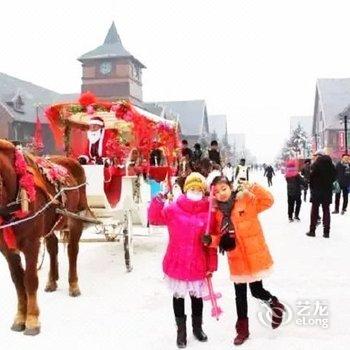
[[0, 153, 85, 237]]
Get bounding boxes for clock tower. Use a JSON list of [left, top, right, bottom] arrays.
[[78, 22, 145, 104]]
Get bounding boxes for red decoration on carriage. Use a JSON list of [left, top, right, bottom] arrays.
[[45, 92, 180, 209]]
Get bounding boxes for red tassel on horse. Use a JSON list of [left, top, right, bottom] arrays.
[[0, 217, 17, 250], [3, 227, 17, 250]]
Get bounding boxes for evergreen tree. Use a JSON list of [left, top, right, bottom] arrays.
[[279, 124, 312, 161]]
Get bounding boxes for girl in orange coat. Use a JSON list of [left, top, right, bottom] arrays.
[[205, 176, 285, 346]]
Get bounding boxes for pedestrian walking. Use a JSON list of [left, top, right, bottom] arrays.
[[264, 165, 275, 187], [301, 159, 311, 202], [333, 154, 350, 215], [306, 153, 336, 238], [285, 160, 306, 222]]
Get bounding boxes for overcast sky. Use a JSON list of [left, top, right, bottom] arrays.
[[1, 0, 350, 162]]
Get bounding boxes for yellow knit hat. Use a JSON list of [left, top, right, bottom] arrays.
[[184, 172, 207, 193]]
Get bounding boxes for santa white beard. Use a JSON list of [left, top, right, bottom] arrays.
[[87, 129, 105, 158], [87, 130, 102, 144]]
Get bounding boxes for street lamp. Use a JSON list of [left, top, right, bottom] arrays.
[[339, 105, 349, 155]]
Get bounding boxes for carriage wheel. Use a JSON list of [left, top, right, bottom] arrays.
[[37, 238, 46, 271], [123, 210, 133, 272]]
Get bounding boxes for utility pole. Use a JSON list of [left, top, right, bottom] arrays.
[[344, 114, 348, 155]]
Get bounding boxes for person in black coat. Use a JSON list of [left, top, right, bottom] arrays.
[[192, 143, 203, 162], [181, 139, 193, 161], [264, 165, 275, 187], [285, 160, 306, 222], [333, 154, 350, 215], [306, 154, 336, 238], [208, 140, 221, 166], [301, 159, 311, 202]]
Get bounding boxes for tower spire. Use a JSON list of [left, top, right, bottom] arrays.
[[104, 21, 121, 44]]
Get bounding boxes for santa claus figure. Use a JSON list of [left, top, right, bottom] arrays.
[[78, 116, 109, 164]]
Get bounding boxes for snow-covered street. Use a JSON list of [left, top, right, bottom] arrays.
[[0, 171, 349, 350]]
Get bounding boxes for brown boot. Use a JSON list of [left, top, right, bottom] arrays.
[[233, 317, 249, 346], [269, 297, 285, 329]]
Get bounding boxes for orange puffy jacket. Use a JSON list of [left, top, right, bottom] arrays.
[[211, 183, 274, 283]]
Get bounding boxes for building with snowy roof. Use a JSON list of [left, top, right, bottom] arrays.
[[313, 78, 350, 158]]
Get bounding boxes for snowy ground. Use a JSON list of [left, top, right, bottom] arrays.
[[0, 171, 349, 350]]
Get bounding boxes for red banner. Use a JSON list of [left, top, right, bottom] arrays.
[[339, 131, 345, 150]]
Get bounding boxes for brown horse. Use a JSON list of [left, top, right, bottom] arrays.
[[0, 140, 88, 335]]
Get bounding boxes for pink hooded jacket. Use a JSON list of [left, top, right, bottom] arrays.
[[148, 194, 217, 281], [285, 159, 299, 178]]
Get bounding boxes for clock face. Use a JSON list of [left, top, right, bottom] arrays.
[[99, 62, 112, 75]]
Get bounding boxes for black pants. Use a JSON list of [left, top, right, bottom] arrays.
[[335, 186, 349, 211], [267, 176, 273, 187], [288, 195, 301, 219], [173, 296, 203, 318], [234, 280, 273, 319], [310, 201, 330, 233]]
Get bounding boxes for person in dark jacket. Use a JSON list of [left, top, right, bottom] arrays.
[[285, 160, 306, 222], [181, 140, 193, 161], [306, 154, 336, 238], [208, 140, 221, 166], [149, 141, 163, 166], [264, 165, 276, 187], [301, 159, 311, 202], [333, 154, 350, 215], [181, 139, 193, 161], [191, 143, 203, 172], [192, 143, 203, 162]]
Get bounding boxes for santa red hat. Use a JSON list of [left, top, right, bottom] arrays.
[[89, 116, 105, 127]]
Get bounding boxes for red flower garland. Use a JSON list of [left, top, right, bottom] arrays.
[[14, 149, 36, 202]]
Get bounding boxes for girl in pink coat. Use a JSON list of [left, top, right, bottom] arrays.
[[148, 172, 217, 349]]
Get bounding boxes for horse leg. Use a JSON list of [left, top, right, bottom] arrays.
[[44, 234, 59, 292], [67, 219, 83, 297], [1, 249, 27, 332], [22, 240, 41, 336]]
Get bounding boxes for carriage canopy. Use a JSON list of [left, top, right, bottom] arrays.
[[45, 92, 180, 165]]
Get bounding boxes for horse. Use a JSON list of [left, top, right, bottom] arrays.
[[0, 139, 89, 335]]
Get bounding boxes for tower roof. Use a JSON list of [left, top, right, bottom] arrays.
[[78, 22, 145, 68], [103, 22, 122, 44]]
